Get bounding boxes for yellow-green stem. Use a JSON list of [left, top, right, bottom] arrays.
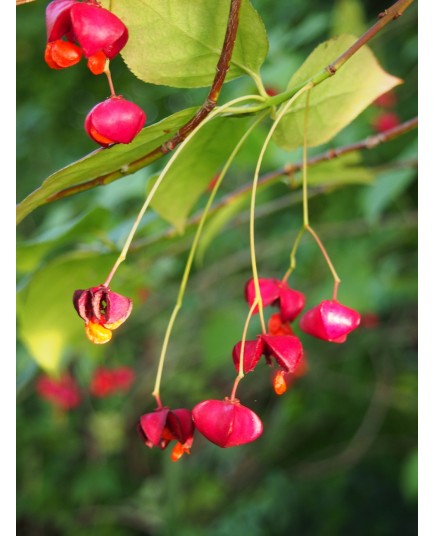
[[104, 61, 116, 97], [230, 299, 258, 401], [282, 90, 311, 282], [151, 112, 268, 404], [282, 227, 306, 282], [306, 225, 341, 300], [249, 82, 314, 334], [302, 90, 311, 227]]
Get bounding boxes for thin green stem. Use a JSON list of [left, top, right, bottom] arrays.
[[284, 87, 340, 298], [302, 90, 311, 227], [248, 70, 269, 99], [282, 227, 306, 283], [230, 299, 258, 402], [103, 94, 263, 288], [152, 303, 181, 405], [104, 61, 116, 97], [306, 224, 341, 300], [151, 112, 268, 404], [281, 90, 311, 282], [249, 82, 314, 334]]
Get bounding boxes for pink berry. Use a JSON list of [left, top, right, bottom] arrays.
[[70, 3, 129, 59], [45, 0, 129, 60], [372, 112, 400, 133], [265, 87, 279, 97], [245, 278, 281, 310], [244, 278, 305, 322], [138, 407, 195, 461], [192, 399, 263, 448], [299, 300, 361, 343], [46, 0, 79, 43], [373, 90, 397, 108], [73, 284, 133, 343], [232, 334, 303, 375], [261, 335, 303, 373], [84, 97, 146, 146], [36, 373, 81, 410], [90, 366, 135, 398], [232, 337, 265, 374], [278, 285, 306, 323]]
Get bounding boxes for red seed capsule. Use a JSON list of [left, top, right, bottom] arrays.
[[299, 300, 361, 343], [192, 398, 263, 448], [84, 97, 146, 147], [45, 0, 128, 59]]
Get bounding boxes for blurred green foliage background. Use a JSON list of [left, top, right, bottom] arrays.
[[17, 0, 417, 534]]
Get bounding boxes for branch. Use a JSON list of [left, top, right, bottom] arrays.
[[162, 0, 243, 152], [45, 0, 243, 203], [328, 0, 415, 74], [41, 0, 414, 205]]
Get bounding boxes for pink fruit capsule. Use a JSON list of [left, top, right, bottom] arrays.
[[84, 97, 146, 147], [192, 399, 263, 448], [299, 300, 361, 343]]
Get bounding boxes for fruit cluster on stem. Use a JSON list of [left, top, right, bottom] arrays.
[[44, 0, 146, 146]]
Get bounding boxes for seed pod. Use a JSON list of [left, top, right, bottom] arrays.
[[85, 96, 146, 146]]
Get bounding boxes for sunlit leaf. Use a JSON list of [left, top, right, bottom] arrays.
[[16, 252, 130, 374], [273, 35, 402, 150], [297, 152, 374, 187], [104, 0, 268, 88]]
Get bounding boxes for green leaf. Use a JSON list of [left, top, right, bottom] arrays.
[[106, 0, 268, 88], [16, 252, 128, 374], [273, 35, 402, 151], [16, 107, 198, 225], [148, 116, 252, 232], [297, 152, 374, 187]]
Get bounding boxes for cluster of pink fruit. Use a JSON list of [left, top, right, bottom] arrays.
[[45, 0, 145, 146], [69, 273, 360, 461], [137, 278, 361, 460], [372, 89, 400, 133], [37, 366, 135, 410], [192, 279, 360, 454]]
